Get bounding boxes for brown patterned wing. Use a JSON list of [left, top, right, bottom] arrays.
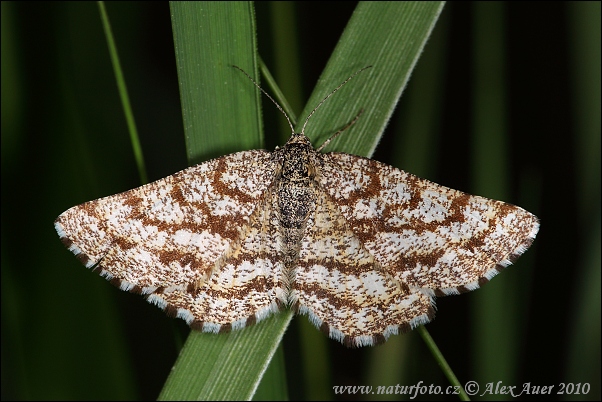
[[318, 152, 539, 297], [147, 186, 287, 331], [292, 187, 434, 347], [55, 150, 286, 329]]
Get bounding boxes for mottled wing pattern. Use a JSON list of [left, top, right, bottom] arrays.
[[148, 187, 287, 331], [55, 150, 285, 329], [318, 153, 540, 298], [292, 187, 434, 347], [55, 132, 539, 346]]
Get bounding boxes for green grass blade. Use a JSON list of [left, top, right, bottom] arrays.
[[252, 345, 289, 401], [268, 1, 303, 143], [171, 1, 263, 164], [298, 2, 446, 158], [259, 56, 298, 126], [159, 312, 292, 400], [97, 1, 147, 184], [418, 327, 471, 401]]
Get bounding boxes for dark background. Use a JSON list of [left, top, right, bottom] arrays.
[[2, 2, 600, 400]]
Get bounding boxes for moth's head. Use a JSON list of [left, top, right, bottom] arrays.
[[287, 133, 312, 146], [280, 134, 315, 180]]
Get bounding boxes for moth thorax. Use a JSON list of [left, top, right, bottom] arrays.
[[281, 145, 315, 181], [277, 184, 316, 230]]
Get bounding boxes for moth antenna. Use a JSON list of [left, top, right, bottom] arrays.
[[300, 66, 372, 136], [232, 65, 295, 134], [316, 108, 364, 152]]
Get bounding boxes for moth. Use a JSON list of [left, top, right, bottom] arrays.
[[55, 67, 539, 347]]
